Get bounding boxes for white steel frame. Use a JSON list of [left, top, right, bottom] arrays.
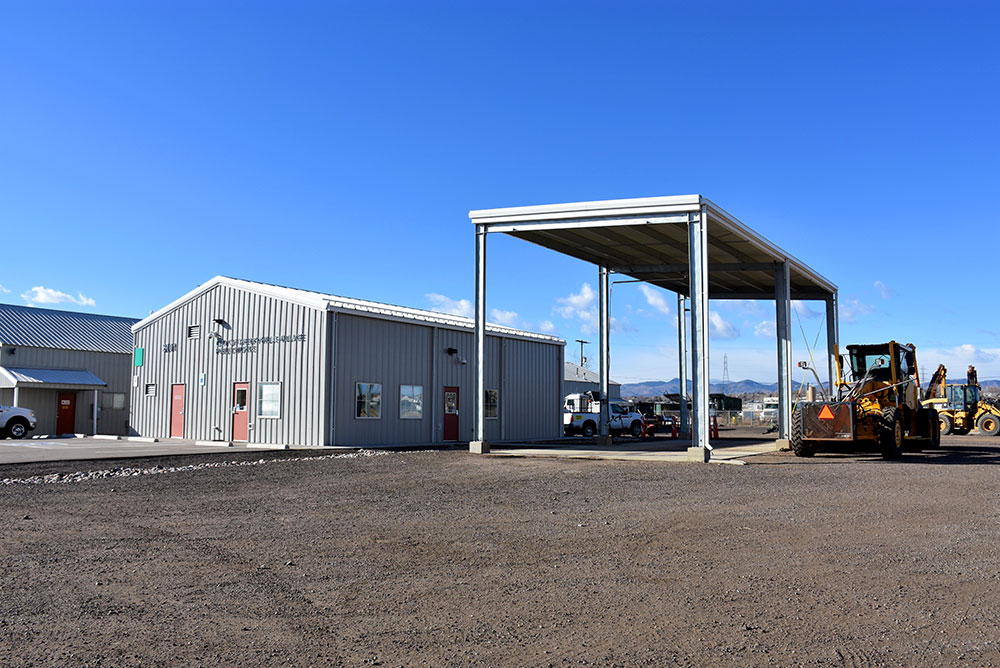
[[469, 195, 838, 460]]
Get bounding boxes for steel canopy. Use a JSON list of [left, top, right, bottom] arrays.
[[468, 195, 836, 300]]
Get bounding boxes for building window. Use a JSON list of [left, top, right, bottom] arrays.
[[257, 383, 281, 419], [102, 392, 126, 410], [356, 382, 382, 419], [399, 385, 423, 419], [485, 389, 499, 419], [187, 325, 201, 339], [145, 384, 156, 397]]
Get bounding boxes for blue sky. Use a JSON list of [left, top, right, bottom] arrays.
[[3, 1, 999, 383]]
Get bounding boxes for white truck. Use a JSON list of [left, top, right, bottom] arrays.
[[563, 394, 647, 438], [0, 405, 37, 439]]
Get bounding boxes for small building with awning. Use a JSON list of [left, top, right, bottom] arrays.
[[0, 304, 138, 436]]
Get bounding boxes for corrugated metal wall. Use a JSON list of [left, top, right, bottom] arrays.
[[131, 284, 328, 446], [332, 313, 561, 446], [0, 346, 131, 435], [501, 337, 564, 441]]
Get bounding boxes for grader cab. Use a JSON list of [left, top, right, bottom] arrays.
[[791, 341, 940, 458]]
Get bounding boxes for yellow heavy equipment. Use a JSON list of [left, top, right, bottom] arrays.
[[791, 341, 940, 458], [921, 365, 1000, 436]]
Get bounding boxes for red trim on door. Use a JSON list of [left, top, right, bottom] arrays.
[[170, 384, 185, 438], [443, 386, 459, 441], [232, 382, 249, 442]]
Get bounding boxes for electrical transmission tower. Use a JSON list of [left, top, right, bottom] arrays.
[[722, 354, 730, 395]]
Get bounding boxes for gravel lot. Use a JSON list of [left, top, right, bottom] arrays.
[[3, 435, 1000, 667]]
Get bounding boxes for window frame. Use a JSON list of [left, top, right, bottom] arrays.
[[256, 382, 281, 419], [399, 384, 424, 420], [485, 388, 499, 419], [355, 382, 382, 419], [102, 392, 126, 410]]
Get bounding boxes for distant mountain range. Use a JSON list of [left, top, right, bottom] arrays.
[[621, 377, 1000, 397]]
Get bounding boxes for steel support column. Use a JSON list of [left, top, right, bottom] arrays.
[[12, 386, 18, 407], [775, 262, 792, 440], [92, 389, 98, 435], [677, 293, 689, 437], [826, 292, 840, 398], [687, 207, 711, 460], [471, 224, 489, 453], [598, 265, 611, 443]]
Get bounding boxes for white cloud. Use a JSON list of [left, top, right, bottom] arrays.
[[839, 296, 874, 323], [874, 280, 890, 300], [709, 311, 739, 340], [792, 300, 822, 319], [917, 344, 1000, 378], [754, 320, 775, 337], [22, 286, 96, 307], [0, 284, 10, 294], [489, 308, 518, 327], [554, 283, 598, 333], [425, 293, 472, 317], [539, 320, 555, 333], [638, 285, 671, 316]]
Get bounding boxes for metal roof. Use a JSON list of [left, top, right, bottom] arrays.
[[0, 367, 108, 389], [470, 195, 837, 300], [564, 362, 620, 386], [135, 276, 565, 345], [0, 304, 138, 354]]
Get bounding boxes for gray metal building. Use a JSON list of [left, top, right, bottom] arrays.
[[130, 277, 564, 447], [563, 362, 621, 400], [0, 304, 138, 436]]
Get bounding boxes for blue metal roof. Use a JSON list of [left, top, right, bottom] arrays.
[[0, 367, 107, 387], [0, 304, 138, 354]]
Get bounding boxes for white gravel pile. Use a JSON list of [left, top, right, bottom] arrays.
[[0, 449, 388, 487]]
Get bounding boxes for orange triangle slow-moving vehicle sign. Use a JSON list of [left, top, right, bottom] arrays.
[[818, 405, 835, 420]]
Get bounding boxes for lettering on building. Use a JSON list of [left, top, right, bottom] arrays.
[[216, 333, 307, 355]]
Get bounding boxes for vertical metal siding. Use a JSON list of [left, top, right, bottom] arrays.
[[130, 284, 328, 445], [502, 337, 563, 441], [0, 346, 131, 435], [333, 314, 434, 446]]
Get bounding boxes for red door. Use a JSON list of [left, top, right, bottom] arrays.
[[443, 386, 459, 441], [232, 383, 249, 442], [170, 384, 185, 438], [56, 392, 76, 435]]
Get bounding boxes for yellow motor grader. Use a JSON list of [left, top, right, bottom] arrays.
[[921, 365, 1000, 436], [791, 341, 940, 458]]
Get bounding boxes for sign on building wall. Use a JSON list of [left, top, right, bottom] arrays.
[[216, 333, 306, 355]]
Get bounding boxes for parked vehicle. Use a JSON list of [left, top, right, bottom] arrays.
[[792, 341, 939, 459], [0, 405, 37, 439], [564, 397, 648, 438]]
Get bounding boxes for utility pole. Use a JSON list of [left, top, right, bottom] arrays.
[[575, 339, 590, 367]]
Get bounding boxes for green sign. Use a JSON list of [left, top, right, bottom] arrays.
[[134, 347, 144, 367]]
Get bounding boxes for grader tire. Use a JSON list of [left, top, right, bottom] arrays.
[[790, 407, 815, 457], [879, 407, 904, 459], [927, 409, 941, 448], [939, 413, 954, 436], [977, 413, 1000, 437]]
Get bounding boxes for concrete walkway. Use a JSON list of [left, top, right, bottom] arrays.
[[0, 437, 290, 465], [489, 437, 781, 464]]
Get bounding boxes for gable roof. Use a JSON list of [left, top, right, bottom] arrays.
[[134, 276, 564, 344], [0, 303, 138, 354]]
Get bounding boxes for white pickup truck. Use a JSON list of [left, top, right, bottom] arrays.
[[563, 399, 647, 438], [0, 405, 37, 439]]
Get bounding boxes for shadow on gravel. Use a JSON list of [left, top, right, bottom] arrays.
[[761, 443, 1000, 466]]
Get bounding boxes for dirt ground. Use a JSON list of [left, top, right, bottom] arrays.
[[3, 434, 1000, 668]]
